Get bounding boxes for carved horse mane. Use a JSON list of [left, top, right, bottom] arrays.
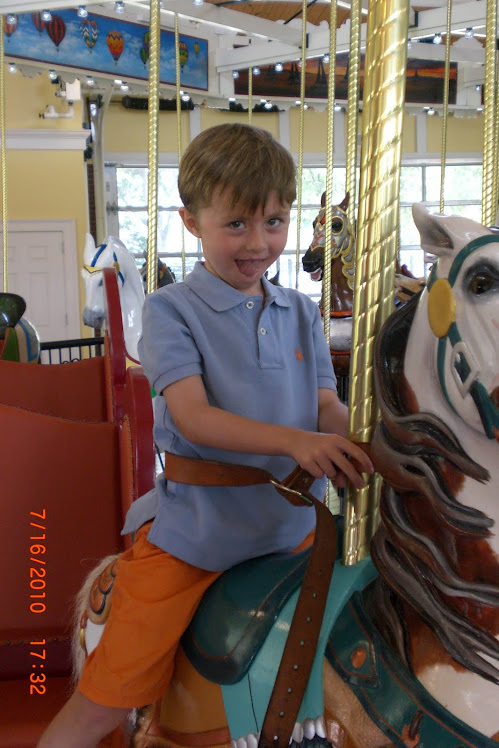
[[369, 294, 499, 685]]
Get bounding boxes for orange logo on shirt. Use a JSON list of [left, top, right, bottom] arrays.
[[295, 349, 304, 361]]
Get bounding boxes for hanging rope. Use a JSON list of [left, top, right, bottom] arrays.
[[1, 17, 8, 292], [481, 0, 497, 226], [146, 0, 160, 295], [174, 14, 186, 280], [439, 0, 452, 214], [294, 0, 308, 289]]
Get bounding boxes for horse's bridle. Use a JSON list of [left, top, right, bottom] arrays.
[[427, 233, 499, 439], [82, 244, 125, 287]]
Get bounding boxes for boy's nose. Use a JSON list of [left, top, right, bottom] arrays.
[[246, 224, 266, 251]]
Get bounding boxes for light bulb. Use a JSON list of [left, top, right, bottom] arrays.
[[8, 62, 17, 74], [115, 1, 125, 13], [48, 69, 57, 80], [334, 103, 342, 112], [433, 33, 442, 45], [6, 13, 16, 25], [42, 10, 52, 22], [181, 93, 190, 102], [264, 100, 272, 110], [323, 54, 330, 64], [232, 70, 239, 79], [252, 66, 260, 76], [427, 107, 436, 116], [77, 5, 88, 18], [86, 76, 95, 86], [120, 82, 129, 91], [465, 27, 474, 38], [193, 0, 204, 6], [274, 62, 283, 73]]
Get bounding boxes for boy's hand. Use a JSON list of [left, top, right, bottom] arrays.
[[290, 432, 374, 490]]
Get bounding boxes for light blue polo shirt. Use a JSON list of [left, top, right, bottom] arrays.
[[122, 261, 337, 571]]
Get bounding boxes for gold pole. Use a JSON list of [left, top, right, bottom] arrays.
[[174, 15, 186, 280], [493, 51, 499, 222], [481, 0, 497, 226], [1, 18, 8, 292], [248, 68, 252, 125], [343, 0, 410, 565], [295, 0, 308, 289], [146, 0, 160, 296], [439, 0, 452, 214], [322, 0, 337, 330], [345, 0, 362, 222]]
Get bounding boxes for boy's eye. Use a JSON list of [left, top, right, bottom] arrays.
[[229, 220, 244, 229], [267, 217, 281, 227]]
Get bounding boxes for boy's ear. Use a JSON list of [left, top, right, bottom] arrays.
[[179, 207, 201, 238]]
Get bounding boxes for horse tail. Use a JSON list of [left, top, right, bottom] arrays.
[[71, 553, 120, 688]]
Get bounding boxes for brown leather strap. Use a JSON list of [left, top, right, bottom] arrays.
[[164, 453, 336, 748]]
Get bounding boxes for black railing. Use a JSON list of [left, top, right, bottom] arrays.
[[39, 337, 104, 364]]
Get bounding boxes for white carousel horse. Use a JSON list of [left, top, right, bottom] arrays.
[[74, 204, 498, 747], [82, 234, 145, 363]]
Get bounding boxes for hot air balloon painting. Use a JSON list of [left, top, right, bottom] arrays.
[[194, 41, 200, 57], [106, 30, 124, 65], [143, 31, 150, 57], [4, 14, 17, 38], [81, 18, 99, 52], [47, 15, 66, 50], [178, 40, 189, 70], [139, 46, 148, 67], [31, 12, 45, 34]]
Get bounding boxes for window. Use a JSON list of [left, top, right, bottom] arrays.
[[106, 161, 483, 297]]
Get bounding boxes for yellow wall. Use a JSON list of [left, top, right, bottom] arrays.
[[426, 112, 484, 154], [104, 102, 192, 154], [5, 68, 82, 129]]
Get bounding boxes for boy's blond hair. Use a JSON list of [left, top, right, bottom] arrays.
[[178, 123, 296, 215]]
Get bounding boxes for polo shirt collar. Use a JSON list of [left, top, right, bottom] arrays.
[[185, 261, 291, 311]]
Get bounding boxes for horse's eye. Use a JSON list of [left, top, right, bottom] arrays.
[[331, 219, 343, 234], [469, 272, 495, 295]]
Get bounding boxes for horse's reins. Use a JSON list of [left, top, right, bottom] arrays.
[[82, 244, 125, 287], [164, 452, 337, 748]]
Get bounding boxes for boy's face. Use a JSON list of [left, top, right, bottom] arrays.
[[180, 189, 291, 296]]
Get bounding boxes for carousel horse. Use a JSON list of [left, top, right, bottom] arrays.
[[0, 292, 40, 362], [302, 192, 425, 375], [140, 258, 176, 292], [82, 234, 146, 363], [74, 204, 498, 747]]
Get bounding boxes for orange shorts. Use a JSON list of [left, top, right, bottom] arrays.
[[78, 523, 314, 708]]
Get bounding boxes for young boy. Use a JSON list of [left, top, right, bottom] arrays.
[[38, 123, 373, 747]]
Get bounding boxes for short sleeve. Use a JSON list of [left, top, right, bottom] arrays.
[[311, 304, 337, 391], [138, 290, 203, 395]]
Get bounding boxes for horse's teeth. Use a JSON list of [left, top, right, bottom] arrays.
[[236, 737, 246, 748], [315, 716, 326, 739], [292, 722, 304, 743], [303, 718, 315, 740], [246, 735, 258, 748]]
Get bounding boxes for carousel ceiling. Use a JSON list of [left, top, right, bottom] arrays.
[[0, 0, 493, 108]]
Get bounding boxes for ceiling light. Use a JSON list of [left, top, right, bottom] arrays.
[[115, 1, 125, 13], [229, 97, 236, 102], [114, 78, 123, 85], [295, 100, 301, 106], [120, 82, 129, 91], [303, 103, 309, 110], [193, 0, 204, 6], [427, 106, 436, 116], [181, 93, 191, 102], [77, 5, 88, 18], [465, 27, 474, 38], [252, 66, 261, 76], [42, 10, 52, 22], [264, 100, 272, 110], [334, 103, 342, 112], [274, 62, 283, 73], [407, 39, 412, 49], [433, 33, 442, 45], [86, 76, 95, 86], [232, 70, 239, 79], [475, 84, 481, 92], [322, 54, 330, 64], [48, 69, 57, 80], [6, 13, 16, 25], [8, 62, 17, 74], [477, 106, 483, 113]]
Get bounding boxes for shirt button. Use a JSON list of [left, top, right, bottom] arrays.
[[259, 327, 267, 335], [246, 301, 254, 309]]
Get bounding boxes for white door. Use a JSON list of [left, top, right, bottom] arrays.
[[0, 220, 80, 343]]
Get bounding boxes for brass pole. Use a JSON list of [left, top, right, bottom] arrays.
[[248, 68, 252, 125], [439, 0, 452, 214], [481, 0, 497, 226], [345, 0, 362, 222], [322, 0, 337, 332], [1, 18, 8, 291], [174, 15, 186, 280], [492, 50, 499, 222], [295, 0, 308, 289], [146, 0, 160, 296], [343, 0, 410, 565]]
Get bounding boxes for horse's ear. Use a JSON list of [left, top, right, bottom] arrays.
[[412, 202, 491, 257], [338, 192, 350, 212], [321, 192, 326, 207], [83, 233, 96, 264]]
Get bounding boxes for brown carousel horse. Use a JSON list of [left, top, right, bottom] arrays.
[[302, 192, 424, 376], [75, 204, 498, 748]]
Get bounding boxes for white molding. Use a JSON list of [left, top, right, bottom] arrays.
[[2, 128, 89, 151], [0, 218, 81, 339]]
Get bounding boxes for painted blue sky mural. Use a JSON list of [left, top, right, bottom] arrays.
[[3, 10, 208, 91]]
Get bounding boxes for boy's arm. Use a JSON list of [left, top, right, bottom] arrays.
[[317, 388, 349, 438], [162, 375, 373, 488]]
